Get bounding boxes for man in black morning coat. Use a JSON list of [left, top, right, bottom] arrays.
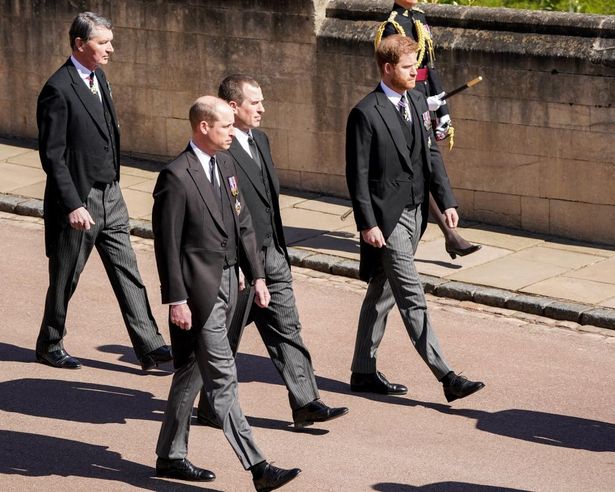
[[35, 12, 170, 370], [345, 34, 485, 402]]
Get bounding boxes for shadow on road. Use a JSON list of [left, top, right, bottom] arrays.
[[447, 406, 615, 453], [0, 342, 172, 376], [98, 344, 173, 376], [0, 344, 324, 434], [372, 482, 530, 491], [415, 257, 463, 269], [233, 348, 614, 454], [354, 394, 615, 453], [0, 378, 166, 424], [234, 351, 349, 395], [0, 430, 218, 491]]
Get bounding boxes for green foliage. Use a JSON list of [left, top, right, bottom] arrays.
[[426, 0, 614, 15]]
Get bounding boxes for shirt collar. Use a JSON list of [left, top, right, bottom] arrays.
[[234, 127, 251, 147], [380, 81, 405, 106], [71, 55, 95, 80], [189, 140, 219, 184], [189, 140, 213, 164]]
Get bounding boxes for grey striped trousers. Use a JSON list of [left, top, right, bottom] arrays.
[[37, 181, 165, 358], [198, 243, 319, 419], [351, 205, 452, 380], [157, 268, 265, 469]]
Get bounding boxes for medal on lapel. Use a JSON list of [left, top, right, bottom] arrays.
[[234, 199, 241, 215], [228, 176, 239, 197], [422, 111, 432, 131]]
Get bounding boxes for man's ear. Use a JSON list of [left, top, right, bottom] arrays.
[[75, 37, 85, 52], [199, 120, 209, 135], [228, 100, 239, 114]]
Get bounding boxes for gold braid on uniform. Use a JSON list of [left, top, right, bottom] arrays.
[[374, 11, 406, 48], [448, 125, 455, 151], [414, 19, 435, 67]]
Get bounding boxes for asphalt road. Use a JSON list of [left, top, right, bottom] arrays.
[[1, 213, 614, 491]]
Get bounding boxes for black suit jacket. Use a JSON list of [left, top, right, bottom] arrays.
[[37, 58, 120, 256], [152, 146, 265, 368], [222, 130, 289, 264], [346, 85, 457, 281]]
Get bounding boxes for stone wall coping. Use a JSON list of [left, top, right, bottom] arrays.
[[327, 1, 615, 38]]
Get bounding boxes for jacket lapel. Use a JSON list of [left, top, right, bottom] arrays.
[[408, 91, 433, 172], [217, 153, 241, 234], [185, 147, 225, 231], [374, 88, 413, 173], [252, 130, 280, 196], [227, 138, 269, 203], [66, 60, 108, 140], [97, 69, 119, 128]]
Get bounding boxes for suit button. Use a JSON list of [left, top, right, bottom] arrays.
[[221, 240, 227, 247], [266, 233, 271, 238], [104, 145, 109, 151], [265, 207, 270, 213]]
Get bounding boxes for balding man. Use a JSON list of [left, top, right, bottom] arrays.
[[152, 96, 301, 490]]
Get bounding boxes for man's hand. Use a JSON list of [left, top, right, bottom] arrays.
[[170, 303, 192, 330], [427, 92, 447, 112], [361, 226, 386, 248], [443, 208, 459, 228], [253, 278, 271, 308], [238, 268, 246, 291], [68, 206, 95, 230]]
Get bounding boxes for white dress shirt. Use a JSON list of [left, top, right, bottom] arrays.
[[189, 140, 220, 187], [380, 80, 412, 123], [70, 55, 102, 103], [233, 128, 253, 158]]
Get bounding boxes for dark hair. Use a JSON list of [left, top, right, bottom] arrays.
[[69, 12, 112, 50], [218, 74, 260, 104], [375, 34, 418, 72]]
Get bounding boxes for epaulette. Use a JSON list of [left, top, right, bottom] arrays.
[[374, 10, 406, 47], [412, 7, 425, 13]]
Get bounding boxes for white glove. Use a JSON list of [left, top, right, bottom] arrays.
[[426, 92, 447, 112], [435, 114, 451, 141]]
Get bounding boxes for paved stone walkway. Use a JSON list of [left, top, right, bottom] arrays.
[[1, 140, 614, 329]]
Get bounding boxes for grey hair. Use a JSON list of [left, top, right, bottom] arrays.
[[69, 12, 112, 50]]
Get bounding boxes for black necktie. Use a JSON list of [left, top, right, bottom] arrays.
[[248, 135, 262, 169], [209, 157, 220, 198]]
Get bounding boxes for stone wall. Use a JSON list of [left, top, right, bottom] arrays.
[[320, 1, 615, 244], [0, 0, 322, 165], [1, 0, 614, 244]]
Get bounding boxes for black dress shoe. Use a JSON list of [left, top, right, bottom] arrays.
[[445, 243, 482, 260], [292, 399, 349, 429], [350, 371, 408, 395], [36, 349, 81, 369], [195, 412, 222, 429], [253, 463, 301, 491], [443, 373, 485, 402], [141, 345, 173, 370], [155, 457, 215, 482]]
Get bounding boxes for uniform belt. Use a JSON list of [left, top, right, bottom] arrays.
[[416, 68, 428, 82]]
